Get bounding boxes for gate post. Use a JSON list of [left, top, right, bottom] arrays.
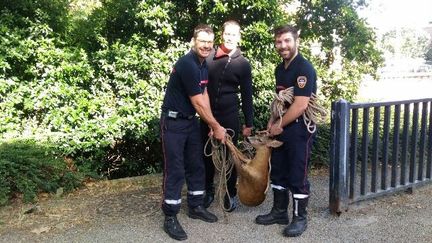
[[329, 99, 350, 215]]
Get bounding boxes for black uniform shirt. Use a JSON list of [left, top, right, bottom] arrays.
[[275, 53, 317, 97], [162, 50, 208, 116]]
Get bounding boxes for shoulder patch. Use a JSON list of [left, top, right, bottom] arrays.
[[297, 76, 307, 88]]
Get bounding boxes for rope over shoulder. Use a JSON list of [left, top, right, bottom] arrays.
[[270, 87, 327, 133]]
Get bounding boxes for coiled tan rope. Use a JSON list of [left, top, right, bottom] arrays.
[[270, 87, 327, 133], [203, 129, 255, 216], [203, 130, 235, 214]]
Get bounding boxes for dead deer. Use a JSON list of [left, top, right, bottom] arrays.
[[226, 133, 283, 206]]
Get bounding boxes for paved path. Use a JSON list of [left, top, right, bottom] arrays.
[[1, 170, 432, 243]]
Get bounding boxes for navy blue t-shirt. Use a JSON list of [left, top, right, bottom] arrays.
[[275, 54, 316, 96], [162, 50, 208, 116]]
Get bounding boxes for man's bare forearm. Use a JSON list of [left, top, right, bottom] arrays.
[[278, 96, 310, 127], [190, 92, 226, 142]]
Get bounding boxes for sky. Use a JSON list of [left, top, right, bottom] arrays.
[[358, 0, 432, 33]]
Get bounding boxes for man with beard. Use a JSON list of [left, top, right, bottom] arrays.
[[202, 20, 254, 212], [255, 25, 317, 238], [160, 24, 226, 241]]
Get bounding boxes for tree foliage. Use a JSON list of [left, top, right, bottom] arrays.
[[380, 28, 431, 59], [294, 0, 383, 102], [0, 0, 384, 178], [426, 42, 432, 62]]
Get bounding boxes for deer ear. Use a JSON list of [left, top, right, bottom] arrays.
[[267, 140, 283, 148], [247, 136, 262, 148], [247, 136, 259, 143]]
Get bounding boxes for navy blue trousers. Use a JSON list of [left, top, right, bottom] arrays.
[[160, 116, 205, 216], [270, 119, 315, 196]]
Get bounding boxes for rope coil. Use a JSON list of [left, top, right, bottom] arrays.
[[203, 129, 254, 215], [204, 130, 235, 215], [270, 87, 327, 133]]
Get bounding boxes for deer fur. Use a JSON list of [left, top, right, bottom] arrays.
[[226, 135, 282, 206]]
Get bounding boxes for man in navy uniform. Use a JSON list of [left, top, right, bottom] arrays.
[[255, 25, 317, 238], [160, 24, 226, 241]]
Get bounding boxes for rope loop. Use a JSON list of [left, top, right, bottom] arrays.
[[270, 87, 327, 133], [203, 129, 238, 215]]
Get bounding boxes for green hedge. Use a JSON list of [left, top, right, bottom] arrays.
[[0, 9, 189, 177], [0, 139, 88, 206]]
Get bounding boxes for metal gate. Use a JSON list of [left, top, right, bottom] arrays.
[[329, 98, 432, 214]]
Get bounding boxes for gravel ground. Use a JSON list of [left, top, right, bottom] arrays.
[[1, 168, 432, 243]]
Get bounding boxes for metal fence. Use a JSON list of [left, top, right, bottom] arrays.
[[329, 98, 432, 214]]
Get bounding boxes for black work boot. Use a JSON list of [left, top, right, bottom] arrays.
[[204, 187, 215, 208], [255, 189, 289, 225], [283, 197, 308, 237], [163, 215, 187, 241], [188, 205, 218, 223]]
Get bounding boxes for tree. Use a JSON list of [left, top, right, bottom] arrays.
[[293, 0, 384, 102], [380, 27, 431, 59]]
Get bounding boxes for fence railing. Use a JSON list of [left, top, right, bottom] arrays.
[[329, 98, 432, 214]]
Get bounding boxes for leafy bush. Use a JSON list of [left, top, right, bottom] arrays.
[[0, 7, 187, 178], [250, 59, 276, 130], [311, 123, 331, 167], [0, 0, 383, 182], [0, 139, 87, 206]]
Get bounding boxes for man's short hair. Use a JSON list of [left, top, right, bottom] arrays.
[[193, 24, 214, 38], [273, 25, 299, 40], [223, 20, 240, 31]]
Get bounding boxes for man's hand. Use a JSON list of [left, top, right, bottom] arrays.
[[268, 123, 283, 136], [213, 125, 227, 144], [242, 125, 252, 137]]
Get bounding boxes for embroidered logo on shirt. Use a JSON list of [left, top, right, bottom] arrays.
[[297, 76, 307, 88]]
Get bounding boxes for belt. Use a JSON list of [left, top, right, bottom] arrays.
[[162, 110, 195, 120]]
